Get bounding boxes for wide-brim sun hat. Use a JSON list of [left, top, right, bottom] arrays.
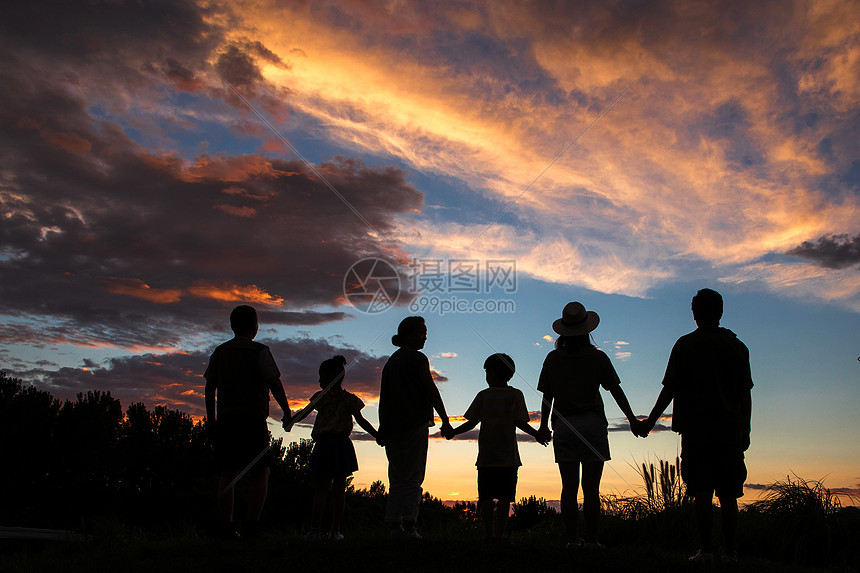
[[552, 302, 600, 336]]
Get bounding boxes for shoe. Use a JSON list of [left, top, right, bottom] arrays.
[[214, 523, 241, 540], [303, 530, 320, 541], [390, 528, 408, 540], [404, 528, 422, 540], [583, 541, 605, 551], [329, 531, 344, 541], [721, 550, 738, 564], [689, 550, 714, 563], [565, 538, 585, 549]]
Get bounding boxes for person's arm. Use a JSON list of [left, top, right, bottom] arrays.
[[354, 411, 380, 442], [420, 365, 453, 436], [515, 420, 548, 446], [447, 419, 479, 439], [740, 388, 752, 451], [644, 386, 674, 434], [204, 377, 217, 438], [537, 391, 553, 443], [608, 384, 644, 437], [267, 376, 293, 421]]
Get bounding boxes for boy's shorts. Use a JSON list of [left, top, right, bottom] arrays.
[[552, 411, 610, 464], [477, 466, 518, 502], [214, 414, 271, 472], [680, 434, 747, 499]]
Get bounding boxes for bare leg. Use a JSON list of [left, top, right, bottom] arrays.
[[246, 466, 270, 522], [218, 470, 237, 524], [558, 462, 581, 543], [480, 498, 494, 539], [310, 476, 330, 532], [718, 495, 739, 555], [581, 461, 604, 543], [694, 490, 715, 552], [330, 475, 347, 535], [495, 501, 511, 539]]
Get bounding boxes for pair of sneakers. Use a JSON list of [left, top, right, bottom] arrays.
[[303, 530, 344, 541], [390, 527, 422, 540]]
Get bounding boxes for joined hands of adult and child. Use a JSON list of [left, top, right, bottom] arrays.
[[630, 416, 656, 438]]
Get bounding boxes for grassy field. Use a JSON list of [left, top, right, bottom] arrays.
[[1, 521, 852, 573]]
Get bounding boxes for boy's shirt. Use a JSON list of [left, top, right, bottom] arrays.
[[204, 336, 280, 419], [464, 386, 530, 467]]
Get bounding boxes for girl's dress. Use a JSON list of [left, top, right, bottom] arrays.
[[307, 388, 365, 477]]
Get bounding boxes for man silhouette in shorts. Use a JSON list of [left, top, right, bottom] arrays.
[[205, 305, 292, 537], [641, 289, 752, 563]]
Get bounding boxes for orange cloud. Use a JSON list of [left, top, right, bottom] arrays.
[[213, 203, 258, 217], [103, 277, 183, 304], [187, 280, 284, 306], [41, 128, 92, 155]]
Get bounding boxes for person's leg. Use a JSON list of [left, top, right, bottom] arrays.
[[331, 475, 347, 535], [495, 500, 511, 539], [246, 465, 270, 522], [308, 475, 330, 534], [558, 461, 581, 543], [479, 497, 494, 539], [718, 495, 739, 555], [385, 437, 407, 530], [218, 470, 237, 524], [581, 461, 604, 544], [401, 428, 428, 533], [694, 490, 715, 553]]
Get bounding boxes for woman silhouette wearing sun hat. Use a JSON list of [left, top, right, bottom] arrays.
[[536, 302, 642, 549]]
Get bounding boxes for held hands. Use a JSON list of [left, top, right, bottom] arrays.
[[536, 426, 552, 445], [282, 414, 295, 433], [440, 420, 455, 440], [629, 417, 654, 438]]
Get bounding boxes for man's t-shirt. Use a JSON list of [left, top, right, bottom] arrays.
[[204, 336, 280, 419], [537, 346, 621, 425], [662, 326, 753, 444], [378, 348, 434, 433], [464, 386, 530, 467], [311, 389, 365, 438]]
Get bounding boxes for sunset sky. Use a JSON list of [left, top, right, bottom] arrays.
[[2, 0, 858, 506]]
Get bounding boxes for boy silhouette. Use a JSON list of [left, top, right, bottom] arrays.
[[640, 289, 753, 563], [204, 305, 293, 538], [447, 353, 547, 542]]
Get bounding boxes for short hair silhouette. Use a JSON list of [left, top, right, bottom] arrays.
[[392, 316, 425, 347], [319, 355, 347, 386], [484, 353, 515, 382], [691, 288, 723, 325], [230, 305, 257, 334]]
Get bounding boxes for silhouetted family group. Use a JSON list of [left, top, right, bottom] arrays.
[[204, 288, 752, 563]]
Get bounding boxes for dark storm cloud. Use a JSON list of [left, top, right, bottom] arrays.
[[786, 234, 860, 269], [0, 12, 423, 352], [25, 337, 390, 418], [216, 45, 265, 90]]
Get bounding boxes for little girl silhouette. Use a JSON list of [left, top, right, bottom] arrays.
[[292, 355, 381, 540]]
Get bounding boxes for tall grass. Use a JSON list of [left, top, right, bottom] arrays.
[[744, 474, 859, 567]]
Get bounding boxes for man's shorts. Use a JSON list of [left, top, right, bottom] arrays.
[[680, 434, 747, 499], [214, 414, 271, 472], [477, 466, 519, 502], [552, 411, 610, 464]]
